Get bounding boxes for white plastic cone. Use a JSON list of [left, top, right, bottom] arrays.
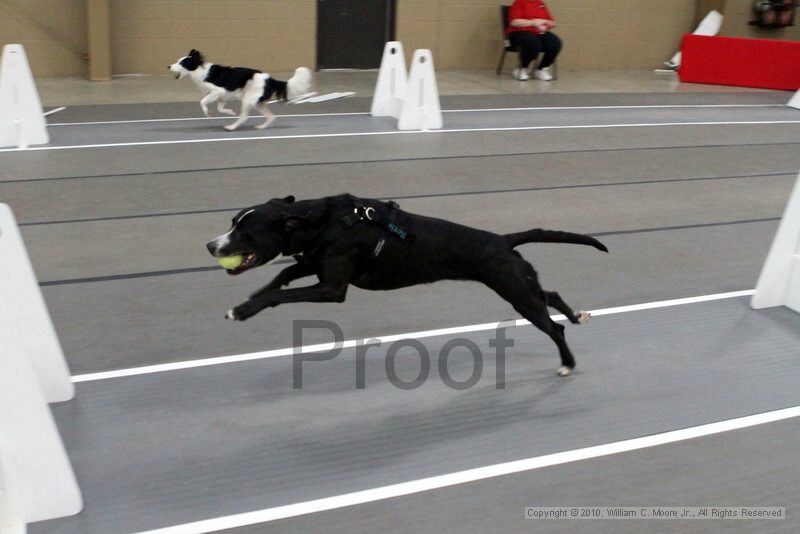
[[398, 49, 442, 131], [0, 44, 49, 148], [0, 204, 74, 402], [788, 89, 800, 110], [751, 171, 800, 313], [371, 41, 407, 119]]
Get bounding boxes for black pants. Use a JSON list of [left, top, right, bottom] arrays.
[[508, 31, 561, 70]]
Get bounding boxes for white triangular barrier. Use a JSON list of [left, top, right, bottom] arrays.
[[0, 204, 74, 402], [751, 171, 800, 313], [0, 334, 83, 532], [0, 45, 49, 149], [398, 49, 442, 131], [371, 41, 407, 119], [668, 10, 722, 68], [788, 89, 800, 110], [0, 204, 82, 530]]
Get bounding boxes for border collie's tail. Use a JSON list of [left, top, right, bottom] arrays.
[[505, 229, 608, 252], [287, 67, 312, 100]]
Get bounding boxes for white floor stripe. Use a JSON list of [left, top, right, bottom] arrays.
[[47, 104, 781, 127], [48, 111, 370, 127], [43, 106, 67, 117], [71, 289, 754, 383], [135, 403, 800, 534], [4, 121, 799, 153]]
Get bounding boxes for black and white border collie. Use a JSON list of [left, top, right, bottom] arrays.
[[169, 49, 312, 131]]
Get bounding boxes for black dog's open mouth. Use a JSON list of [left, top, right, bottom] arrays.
[[225, 252, 262, 276]]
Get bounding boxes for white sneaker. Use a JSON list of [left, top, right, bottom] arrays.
[[533, 68, 553, 81], [512, 67, 530, 81]]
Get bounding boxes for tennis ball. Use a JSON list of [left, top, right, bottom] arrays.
[[219, 255, 243, 270]]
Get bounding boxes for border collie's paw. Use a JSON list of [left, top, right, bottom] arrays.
[[557, 366, 573, 377], [224, 124, 239, 131], [219, 108, 236, 116], [576, 311, 591, 324], [226, 301, 260, 321], [201, 107, 210, 117]]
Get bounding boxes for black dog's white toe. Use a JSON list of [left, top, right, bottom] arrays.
[[557, 366, 572, 377], [577, 311, 591, 324], [225, 309, 237, 320]]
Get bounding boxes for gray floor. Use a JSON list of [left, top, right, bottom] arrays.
[[2, 90, 798, 533], [31, 298, 800, 534], [33, 98, 800, 149], [255, 417, 800, 534]]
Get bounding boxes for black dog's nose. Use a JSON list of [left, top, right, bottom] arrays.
[[206, 241, 217, 255]]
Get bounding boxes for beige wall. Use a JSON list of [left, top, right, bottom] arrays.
[[398, 0, 698, 70], [5, 0, 797, 77], [720, 0, 800, 40], [110, 0, 315, 75], [0, 0, 87, 76]]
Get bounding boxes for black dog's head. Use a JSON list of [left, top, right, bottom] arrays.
[[168, 49, 204, 79], [206, 196, 318, 275]]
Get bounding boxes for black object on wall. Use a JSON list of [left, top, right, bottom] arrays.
[[317, 0, 396, 69], [750, 0, 798, 28]]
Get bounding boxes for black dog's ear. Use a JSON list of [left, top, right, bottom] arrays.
[[278, 205, 313, 232], [284, 217, 303, 232], [283, 195, 295, 203]]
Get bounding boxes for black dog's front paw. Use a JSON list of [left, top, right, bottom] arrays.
[[225, 301, 260, 321]]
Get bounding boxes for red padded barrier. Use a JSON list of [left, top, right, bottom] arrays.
[[679, 34, 800, 91]]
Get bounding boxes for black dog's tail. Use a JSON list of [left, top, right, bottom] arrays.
[[505, 229, 609, 253]]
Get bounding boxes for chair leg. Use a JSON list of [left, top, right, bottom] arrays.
[[496, 49, 506, 76]]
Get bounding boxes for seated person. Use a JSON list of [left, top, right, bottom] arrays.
[[506, 0, 561, 81]]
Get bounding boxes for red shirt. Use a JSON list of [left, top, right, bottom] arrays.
[[506, 0, 554, 36]]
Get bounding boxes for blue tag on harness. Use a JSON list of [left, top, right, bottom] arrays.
[[387, 223, 408, 240]]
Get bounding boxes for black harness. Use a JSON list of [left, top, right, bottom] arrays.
[[306, 196, 413, 260]]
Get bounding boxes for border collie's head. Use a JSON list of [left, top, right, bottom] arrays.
[[206, 196, 310, 275], [168, 49, 204, 79]]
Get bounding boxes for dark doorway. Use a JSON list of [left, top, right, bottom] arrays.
[[317, 0, 396, 69]]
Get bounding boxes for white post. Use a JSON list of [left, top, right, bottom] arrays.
[[398, 49, 442, 131], [371, 41, 407, 119], [0, 205, 74, 402], [668, 10, 722, 68], [0, 204, 82, 530], [751, 171, 800, 312], [0, 332, 83, 531], [0, 45, 49, 149], [788, 89, 800, 110]]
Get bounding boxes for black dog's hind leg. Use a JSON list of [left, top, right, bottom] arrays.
[[544, 291, 590, 325], [249, 261, 316, 300], [485, 259, 577, 376], [514, 253, 589, 324]]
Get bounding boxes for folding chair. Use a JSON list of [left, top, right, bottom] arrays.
[[495, 5, 558, 79]]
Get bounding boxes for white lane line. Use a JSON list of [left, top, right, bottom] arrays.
[[46, 104, 782, 127], [43, 106, 67, 117], [71, 289, 754, 383], [49, 111, 370, 126], [4, 121, 800, 153], [135, 404, 800, 534]]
